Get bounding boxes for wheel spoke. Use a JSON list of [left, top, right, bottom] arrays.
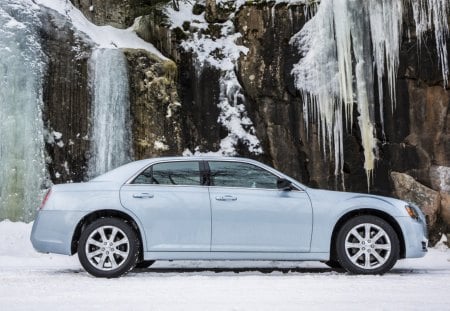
[[350, 229, 364, 242], [114, 249, 128, 259], [374, 243, 391, 250], [98, 228, 108, 243], [109, 255, 118, 269], [371, 231, 384, 243], [96, 253, 107, 268], [364, 224, 371, 239], [87, 249, 103, 259], [345, 242, 361, 249], [110, 227, 118, 242], [372, 250, 385, 264], [364, 253, 371, 268], [87, 239, 104, 248], [113, 237, 129, 247], [350, 250, 364, 263]]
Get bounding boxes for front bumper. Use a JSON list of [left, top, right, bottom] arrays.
[[396, 215, 428, 258], [31, 210, 87, 255]]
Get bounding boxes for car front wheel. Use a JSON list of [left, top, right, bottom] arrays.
[[78, 218, 140, 278], [336, 215, 399, 274]]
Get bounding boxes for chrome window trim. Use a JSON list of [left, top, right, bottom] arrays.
[[124, 158, 304, 192]]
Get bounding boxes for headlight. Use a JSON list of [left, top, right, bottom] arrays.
[[405, 204, 419, 220]]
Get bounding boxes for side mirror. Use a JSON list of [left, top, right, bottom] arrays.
[[277, 178, 293, 191]]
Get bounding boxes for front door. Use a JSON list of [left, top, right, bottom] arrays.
[[207, 161, 313, 252], [120, 160, 211, 251]]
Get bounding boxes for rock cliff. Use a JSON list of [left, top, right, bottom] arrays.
[[0, 0, 449, 242], [131, 0, 450, 241]]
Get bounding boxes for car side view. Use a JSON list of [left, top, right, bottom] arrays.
[[31, 157, 428, 277]]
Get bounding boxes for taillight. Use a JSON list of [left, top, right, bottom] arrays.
[[39, 189, 52, 210]]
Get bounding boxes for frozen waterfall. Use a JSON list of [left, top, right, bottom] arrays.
[[0, 0, 47, 222], [291, 0, 449, 189], [87, 49, 132, 178]]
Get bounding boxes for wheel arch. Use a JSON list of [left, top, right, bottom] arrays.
[[71, 209, 145, 258], [329, 209, 406, 260]]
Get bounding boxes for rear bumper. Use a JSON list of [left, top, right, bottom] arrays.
[[396, 216, 428, 258], [31, 210, 87, 255]]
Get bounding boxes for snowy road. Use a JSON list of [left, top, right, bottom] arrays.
[[1, 221, 450, 310]]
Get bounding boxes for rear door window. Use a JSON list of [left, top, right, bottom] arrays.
[[132, 161, 201, 186]]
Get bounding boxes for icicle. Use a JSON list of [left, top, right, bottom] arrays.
[[87, 49, 132, 178], [291, 0, 449, 190], [271, 4, 276, 28], [412, 0, 449, 86], [333, 0, 353, 128]]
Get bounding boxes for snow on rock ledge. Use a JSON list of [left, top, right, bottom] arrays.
[[35, 0, 166, 58]]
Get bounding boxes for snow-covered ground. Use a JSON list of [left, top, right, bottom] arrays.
[[1, 220, 449, 310]]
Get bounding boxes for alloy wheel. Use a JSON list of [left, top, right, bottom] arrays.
[[344, 223, 391, 270], [85, 225, 130, 271]]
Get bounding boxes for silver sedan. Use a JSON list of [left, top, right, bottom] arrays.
[[31, 157, 428, 277]]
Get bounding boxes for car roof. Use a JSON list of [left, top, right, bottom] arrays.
[[90, 156, 268, 183]]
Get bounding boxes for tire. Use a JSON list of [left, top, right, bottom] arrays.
[[134, 260, 155, 269], [78, 217, 140, 278], [324, 260, 343, 270], [336, 215, 399, 275]]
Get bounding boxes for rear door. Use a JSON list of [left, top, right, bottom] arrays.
[[207, 161, 313, 252], [120, 160, 211, 251]]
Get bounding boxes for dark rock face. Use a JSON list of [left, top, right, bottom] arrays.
[[178, 55, 226, 154], [124, 49, 184, 158], [40, 9, 92, 183], [39, 1, 450, 238], [133, 7, 234, 154], [236, 4, 333, 185]]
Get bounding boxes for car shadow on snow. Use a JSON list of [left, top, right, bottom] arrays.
[[51, 266, 443, 276], [128, 267, 442, 276], [131, 266, 334, 274]]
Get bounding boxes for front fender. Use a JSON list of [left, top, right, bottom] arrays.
[[307, 189, 406, 254]]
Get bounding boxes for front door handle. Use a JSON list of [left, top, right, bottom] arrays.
[[215, 195, 237, 201], [132, 193, 154, 199]]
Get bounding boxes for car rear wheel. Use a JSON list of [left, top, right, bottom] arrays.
[[336, 215, 399, 274], [78, 218, 140, 278]]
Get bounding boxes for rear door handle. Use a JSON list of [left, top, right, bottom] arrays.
[[132, 193, 154, 199], [215, 195, 237, 201]]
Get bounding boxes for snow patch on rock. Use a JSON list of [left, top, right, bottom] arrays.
[[169, 3, 262, 156]]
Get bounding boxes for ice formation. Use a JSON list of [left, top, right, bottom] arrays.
[[87, 49, 132, 178], [0, 0, 48, 222], [411, 0, 449, 86], [291, 0, 449, 188]]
